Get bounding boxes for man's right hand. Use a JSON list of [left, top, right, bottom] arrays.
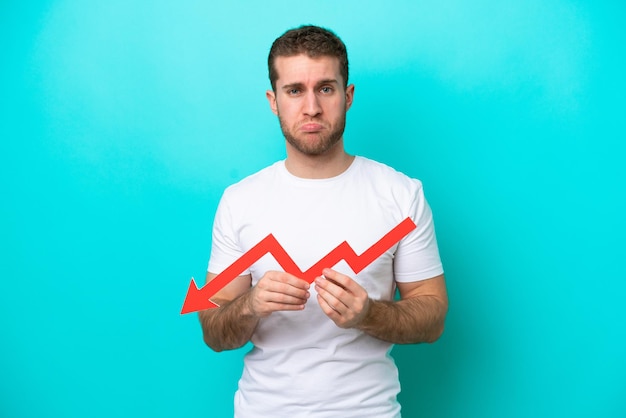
[[246, 271, 310, 317]]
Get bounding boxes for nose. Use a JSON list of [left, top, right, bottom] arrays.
[[303, 92, 322, 117]]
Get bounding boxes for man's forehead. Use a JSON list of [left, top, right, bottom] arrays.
[[274, 54, 342, 85]]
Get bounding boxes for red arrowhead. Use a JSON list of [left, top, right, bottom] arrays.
[[180, 277, 219, 314]]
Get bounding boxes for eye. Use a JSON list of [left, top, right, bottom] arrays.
[[288, 88, 301, 95], [320, 86, 334, 94]]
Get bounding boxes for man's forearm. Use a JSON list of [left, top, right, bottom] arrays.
[[356, 296, 447, 344], [198, 292, 259, 352]]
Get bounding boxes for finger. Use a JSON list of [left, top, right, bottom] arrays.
[[251, 286, 308, 316], [266, 301, 306, 312], [264, 288, 310, 305], [317, 293, 342, 318], [256, 280, 309, 303], [321, 268, 358, 293], [252, 300, 306, 317], [324, 277, 347, 290], [315, 278, 348, 310], [321, 269, 360, 292], [315, 274, 350, 304], [273, 271, 310, 286], [260, 272, 310, 299], [266, 282, 310, 301], [270, 271, 311, 290]]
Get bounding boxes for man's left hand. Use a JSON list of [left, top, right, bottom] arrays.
[[314, 268, 370, 328]]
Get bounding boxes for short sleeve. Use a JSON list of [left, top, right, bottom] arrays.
[[207, 191, 250, 275], [393, 181, 444, 282]]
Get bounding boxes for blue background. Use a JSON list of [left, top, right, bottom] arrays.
[[2, 1, 624, 417]]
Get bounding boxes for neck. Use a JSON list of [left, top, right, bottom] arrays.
[[284, 139, 354, 179]]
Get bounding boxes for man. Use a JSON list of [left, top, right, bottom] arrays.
[[199, 25, 448, 417]]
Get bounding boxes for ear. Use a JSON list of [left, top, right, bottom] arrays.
[[266, 90, 278, 115], [345, 84, 355, 111]]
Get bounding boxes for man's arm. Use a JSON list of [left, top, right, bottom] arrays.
[[315, 269, 448, 344], [358, 275, 448, 343], [199, 271, 311, 352], [198, 273, 257, 352]]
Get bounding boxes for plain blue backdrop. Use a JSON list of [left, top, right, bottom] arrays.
[[1, 1, 624, 417]]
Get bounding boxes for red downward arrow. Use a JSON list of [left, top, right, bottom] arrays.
[[180, 217, 417, 314]]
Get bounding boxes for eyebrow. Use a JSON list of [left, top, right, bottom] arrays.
[[281, 79, 340, 91], [316, 79, 340, 87]]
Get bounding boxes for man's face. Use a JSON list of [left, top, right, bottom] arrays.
[[267, 54, 354, 156]]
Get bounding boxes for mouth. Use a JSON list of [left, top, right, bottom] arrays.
[[300, 122, 325, 133]]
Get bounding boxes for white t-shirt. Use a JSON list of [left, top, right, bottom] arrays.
[[208, 156, 443, 418]]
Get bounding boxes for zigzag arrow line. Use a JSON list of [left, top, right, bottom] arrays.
[[180, 217, 416, 314]]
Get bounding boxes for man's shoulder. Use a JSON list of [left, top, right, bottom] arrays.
[[222, 160, 283, 196], [356, 156, 423, 190]]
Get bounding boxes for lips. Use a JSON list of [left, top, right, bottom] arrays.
[[300, 123, 325, 132]]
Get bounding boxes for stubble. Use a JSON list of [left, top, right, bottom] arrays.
[[278, 111, 347, 156]]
